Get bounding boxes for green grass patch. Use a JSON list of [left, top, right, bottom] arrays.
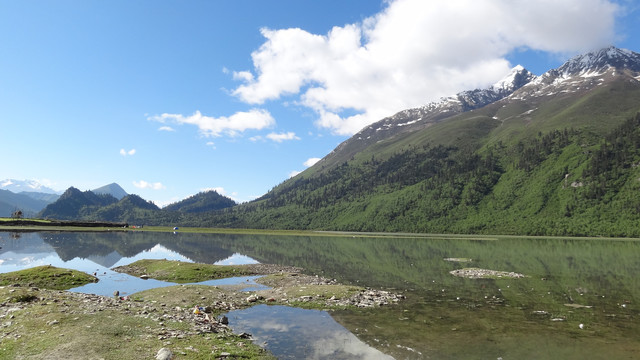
[[115, 259, 255, 283], [0, 265, 97, 290]]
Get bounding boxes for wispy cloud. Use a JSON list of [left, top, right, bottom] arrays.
[[266, 132, 300, 142], [231, 0, 619, 135], [120, 148, 136, 156], [132, 180, 165, 190], [158, 126, 175, 132], [148, 109, 275, 138]]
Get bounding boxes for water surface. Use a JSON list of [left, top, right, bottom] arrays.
[[1, 231, 639, 359]]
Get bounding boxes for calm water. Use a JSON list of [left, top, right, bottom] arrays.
[[1, 231, 639, 359]]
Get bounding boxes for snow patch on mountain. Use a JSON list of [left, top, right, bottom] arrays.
[[0, 179, 59, 194]]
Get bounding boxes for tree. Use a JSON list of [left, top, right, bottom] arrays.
[[11, 209, 23, 219]]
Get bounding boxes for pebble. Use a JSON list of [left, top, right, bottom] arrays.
[[155, 347, 173, 360]]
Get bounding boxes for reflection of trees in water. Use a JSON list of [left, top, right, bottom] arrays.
[[10, 232, 21, 239]]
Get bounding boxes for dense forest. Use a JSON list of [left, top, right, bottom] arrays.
[[196, 113, 640, 237]]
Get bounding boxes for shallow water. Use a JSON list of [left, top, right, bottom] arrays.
[[1, 231, 639, 359]]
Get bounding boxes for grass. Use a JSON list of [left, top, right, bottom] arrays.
[[0, 265, 97, 290], [0, 286, 274, 360], [115, 259, 257, 283]]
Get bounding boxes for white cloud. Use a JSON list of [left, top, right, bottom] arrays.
[[289, 157, 322, 179], [304, 157, 321, 167], [201, 186, 226, 194], [231, 0, 620, 135], [266, 132, 300, 142], [132, 180, 165, 190], [120, 148, 136, 156], [148, 109, 275, 138], [288, 170, 302, 178], [200, 187, 239, 202], [158, 126, 175, 132]]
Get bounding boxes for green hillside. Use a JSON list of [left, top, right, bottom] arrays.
[[30, 49, 640, 237], [197, 74, 640, 236]]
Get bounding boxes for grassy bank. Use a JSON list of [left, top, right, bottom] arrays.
[[0, 261, 402, 359]]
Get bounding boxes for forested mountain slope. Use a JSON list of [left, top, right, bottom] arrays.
[[202, 47, 640, 236]]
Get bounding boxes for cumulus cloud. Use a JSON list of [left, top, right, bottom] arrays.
[[231, 0, 620, 135], [133, 180, 165, 190], [304, 157, 321, 167], [120, 148, 136, 156], [158, 126, 175, 132], [148, 109, 275, 138], [289, 157, 323, 178], [266, 132, 300, 142]]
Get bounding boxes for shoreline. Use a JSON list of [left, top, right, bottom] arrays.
[[0, 262, 404, 359]]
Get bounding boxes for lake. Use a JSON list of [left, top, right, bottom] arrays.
[[1, 231, 639, 359]]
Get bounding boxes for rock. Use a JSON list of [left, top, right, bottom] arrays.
[[140, 275, 150, 280], [155, 347, 173, 360], [220, 315, 229, 325], [113, 290, 119, 297]]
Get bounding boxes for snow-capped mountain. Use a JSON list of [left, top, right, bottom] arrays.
[[318, 46, 640, 169], [0, 179, 59, 194], [556, 46, 640, 77], [322, 65, 535, 163], [509, 46, 640, 102]]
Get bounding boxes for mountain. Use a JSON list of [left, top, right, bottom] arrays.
[[0, 189, 55, 217], [164, 190, 237, 213], [203, 46, 640, 237], [88, 194, 160, 223], [0, 179, 59, 194], [38, 187, 119, 220], [315, 66, 536, 168], [92, 183, 128, 200]]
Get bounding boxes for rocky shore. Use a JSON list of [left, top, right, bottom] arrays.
[[1, 263, 404, 359]]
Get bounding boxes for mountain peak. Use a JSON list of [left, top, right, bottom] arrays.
[[0, 179, 59, 194], [491, 65, 535, 94], [92, 183, 128, 200], [557, 46, 640, 76]]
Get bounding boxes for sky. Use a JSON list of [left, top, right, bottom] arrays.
[[1, 0, 639, 206]]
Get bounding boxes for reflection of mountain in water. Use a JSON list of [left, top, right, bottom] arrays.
[[86, 250, 123, 268], [0, 232, 55, 254], [38, 231, 236, 265]]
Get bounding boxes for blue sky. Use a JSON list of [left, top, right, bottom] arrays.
[[1, 0, 639, 206]]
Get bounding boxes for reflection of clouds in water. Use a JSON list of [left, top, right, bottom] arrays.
[[227, 305, 393, 360], [0, 254, 51, 269], [251, 319, 291, 332], [311, 332, 394, 360], [215, 253, 259, 265]]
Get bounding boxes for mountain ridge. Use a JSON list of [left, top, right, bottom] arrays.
[[8, 46, 640, 237], [231, 46, 640, 236]]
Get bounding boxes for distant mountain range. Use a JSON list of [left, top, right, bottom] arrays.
[[5, 46, 640, 237], [0, 179, 59, 194], [35, 187, 236, 224], [0, 180, 127, 218]]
